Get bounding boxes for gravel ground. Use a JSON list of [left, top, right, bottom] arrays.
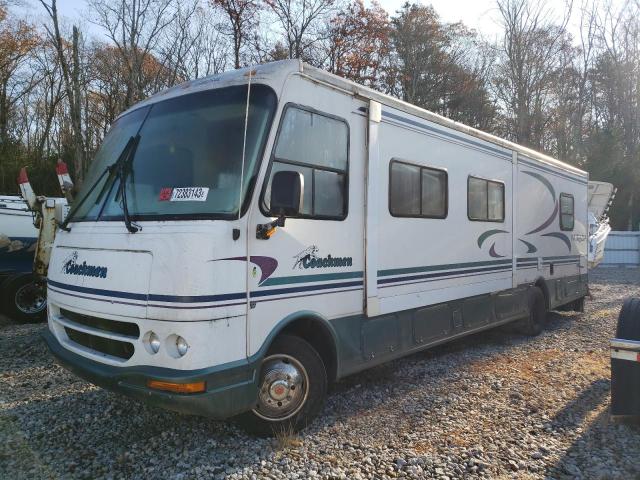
[[1, 267, 640, 480]]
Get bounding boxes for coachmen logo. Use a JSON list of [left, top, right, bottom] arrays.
[[61, 251, 108, 279], [293, 245, 352, 270]]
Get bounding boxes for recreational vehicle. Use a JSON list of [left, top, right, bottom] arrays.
[[43, 60, 588, 434]]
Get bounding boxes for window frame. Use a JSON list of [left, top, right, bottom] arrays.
[[259, 102, 350, 221], [559, 192, 575, 231], [388, 159, 448, 219], [467, 175, 506, 223]]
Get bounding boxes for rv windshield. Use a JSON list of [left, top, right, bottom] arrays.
[[70, 84, 277, 222]]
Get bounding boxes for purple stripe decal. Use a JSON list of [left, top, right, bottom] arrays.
[[526, 200, 559, 235]]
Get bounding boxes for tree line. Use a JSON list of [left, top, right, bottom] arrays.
[[0, 0, 638, 229]]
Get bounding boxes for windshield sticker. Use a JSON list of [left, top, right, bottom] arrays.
[[159, 188, 173, 201], [159, 187, 209, 202]]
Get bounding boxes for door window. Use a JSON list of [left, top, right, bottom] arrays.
[[263, 105, 349, 219]]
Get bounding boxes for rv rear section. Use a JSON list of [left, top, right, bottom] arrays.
[[43, 60, 588, 434]]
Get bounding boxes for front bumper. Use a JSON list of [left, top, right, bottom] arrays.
[[42, 329, 259, 419]]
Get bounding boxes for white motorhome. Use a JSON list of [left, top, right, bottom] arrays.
[[43, 60, 588, 434]]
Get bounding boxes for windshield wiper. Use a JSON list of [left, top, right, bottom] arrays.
[[115, 134, 141, 233], [60, 135, 140, 232]]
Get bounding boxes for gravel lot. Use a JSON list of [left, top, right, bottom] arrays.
[[1, 267, 639, 480]]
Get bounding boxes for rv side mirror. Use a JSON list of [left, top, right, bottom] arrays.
[[256, 171, 304, 240], [270, 170, 304, 216]]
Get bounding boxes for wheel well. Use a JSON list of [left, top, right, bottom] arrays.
[[279, 317, 338, 384], [534, 278, 550, 310]]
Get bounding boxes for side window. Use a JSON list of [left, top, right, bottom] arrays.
[[263, 105, 348, 219], [560, 193, 574, 230], [389, 160, 447, 218], [468, 176, 505, 222]]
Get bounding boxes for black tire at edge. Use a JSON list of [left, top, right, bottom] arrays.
[[0, 273, 47, 323], [235, 334, 328, 436], [616, 297, 640, 341]]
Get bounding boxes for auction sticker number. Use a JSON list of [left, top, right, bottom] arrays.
[[169, 187, 209, 202]]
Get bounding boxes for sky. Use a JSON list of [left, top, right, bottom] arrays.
[[17, 0, 630, 43]]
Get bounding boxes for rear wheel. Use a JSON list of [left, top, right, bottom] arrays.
[[573, 296, 585, 313], [518, 286, 547, 336], [0, 273, 47, 323], [236, 334, 327, 436]]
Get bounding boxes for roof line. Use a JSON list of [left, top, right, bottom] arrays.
[[299, 62, 587, 177]]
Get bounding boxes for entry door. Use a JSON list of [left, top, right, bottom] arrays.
[[246, 84, 367, 357]]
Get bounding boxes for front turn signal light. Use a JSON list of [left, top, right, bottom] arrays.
[[147, 380, 206, 394]]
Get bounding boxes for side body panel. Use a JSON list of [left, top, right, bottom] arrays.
[[371, 105, 514, 315], [514, 156, 589, 307]]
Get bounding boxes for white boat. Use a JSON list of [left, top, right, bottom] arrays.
[[587, 181, 616, 269], [0, 195, 38, 275]]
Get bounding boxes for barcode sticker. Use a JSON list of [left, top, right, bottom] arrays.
[[169, 187, 209, 202]]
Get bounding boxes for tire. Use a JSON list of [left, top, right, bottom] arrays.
[[518, 287, 547, 336], [574, 296, 585, 313], [616, 297, 640, 341], [0, 273, 47, 323], [236, 334, 327, 436]]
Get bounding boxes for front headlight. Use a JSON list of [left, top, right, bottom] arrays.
[[176, 336, 189, 357], [149, 332, 161, 354]]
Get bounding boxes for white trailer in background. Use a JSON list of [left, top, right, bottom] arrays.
[[43, 60, 589, 434], [587, 181, 616, 269]]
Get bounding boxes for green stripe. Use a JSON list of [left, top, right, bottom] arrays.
[[542, 255, 579, 260], [378, 259, 512, 277], [261, 271, 364, 286], [517, 257, 538, 263], [477, 229, 509, 248]]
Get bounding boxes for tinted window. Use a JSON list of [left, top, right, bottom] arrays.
[[560, 193, 574, 230], [390, 162, 420, 216], [468, 177, 488, 220], [274, 108, 348, 170], [265, 106, 349, 219], [389, 160, 447, 218], [468, 176, 505, 222], [421, 169, 447, 217]]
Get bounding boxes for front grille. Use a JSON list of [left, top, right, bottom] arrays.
[[65, 328, 135, 360], [60, 308, 140, 338]]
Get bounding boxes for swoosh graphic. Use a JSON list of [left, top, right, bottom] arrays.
[[541, 232, 571, 251], [522, 170, 556, 199], [214, 256, 279, 285], [526, 200, 559, 235], [477, 229, 509, 248], [489, 242, 506, 258], [518, 239, 538, 253]]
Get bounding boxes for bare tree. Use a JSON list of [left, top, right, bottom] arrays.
[[0, 8, 40, 147], [493, 0, 572, 148], [39, 0, 86, 181], [211, 0, 258, 69], [264, 0, 336, 62], [159, 0, 229, 81], [87, 0, 176, 108]]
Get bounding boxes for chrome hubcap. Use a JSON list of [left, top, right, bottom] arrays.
[[252, 354, 308, 421], [15, 282, 46, 314]]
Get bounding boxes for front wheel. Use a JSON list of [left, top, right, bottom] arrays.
[[236, 335, 327, 436], [0, 273, 47, 323]]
